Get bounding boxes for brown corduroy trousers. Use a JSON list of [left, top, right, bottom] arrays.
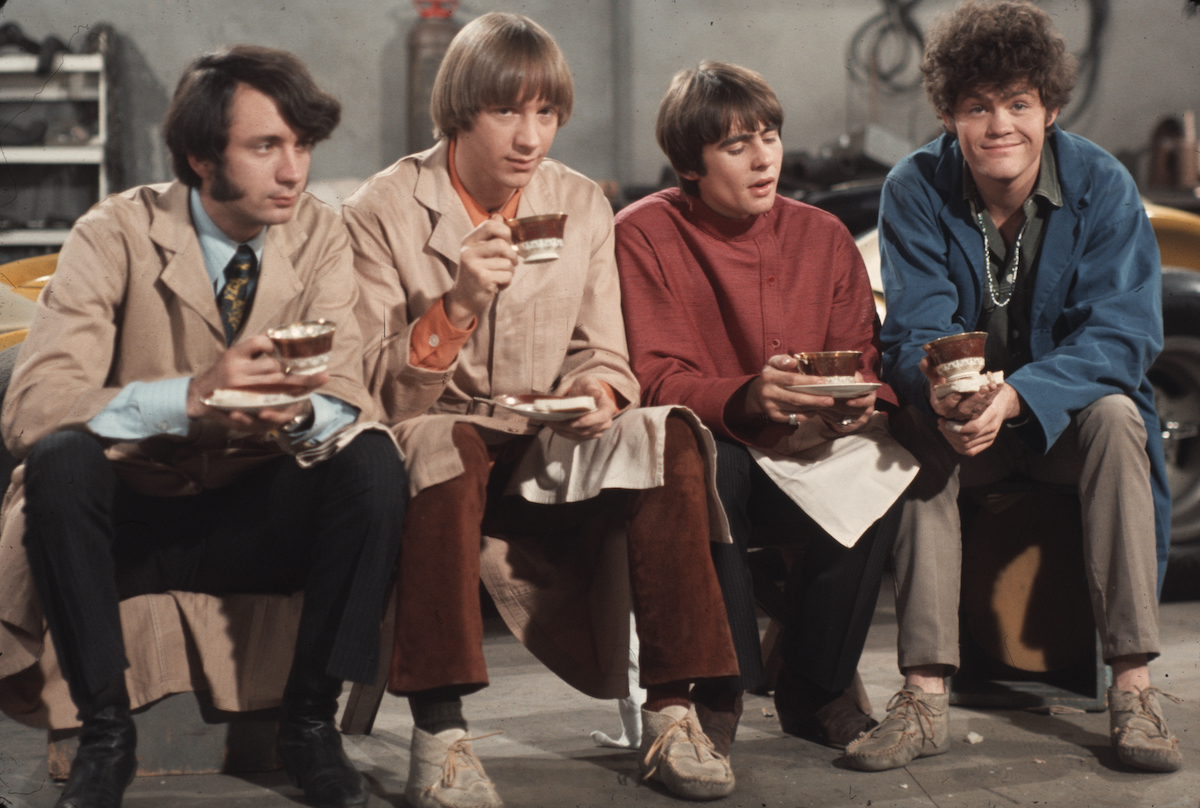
[[389, 414, 739, 695]]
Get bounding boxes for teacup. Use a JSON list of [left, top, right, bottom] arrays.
[[794, 350, 861, 384], [505, 213, 567, 262], [923, 332, 987, 381], [267, 319, 336, 375]]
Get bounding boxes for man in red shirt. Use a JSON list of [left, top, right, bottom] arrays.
[[616, 62, 914, 752]]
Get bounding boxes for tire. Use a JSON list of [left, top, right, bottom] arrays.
[[1149, 269, 1200, 545]]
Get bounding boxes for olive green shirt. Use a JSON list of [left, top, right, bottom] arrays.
[[964, 136, 1063, 375]]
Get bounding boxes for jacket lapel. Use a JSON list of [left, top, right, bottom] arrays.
[[933, 140, 986, 319], [151, 183, 225, 341], [1029, 128, 1087, 328], [416, 140, 474, 271], [241, 221, 304, 336]]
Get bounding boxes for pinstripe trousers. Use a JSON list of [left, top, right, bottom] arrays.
[[22, 429, 406, 705], [712, 438, 895, 693]]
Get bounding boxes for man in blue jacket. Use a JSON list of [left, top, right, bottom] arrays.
[[847, 0, 1179, 774]]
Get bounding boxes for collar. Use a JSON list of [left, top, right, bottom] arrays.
[[189, 187, 267, 289], [961, 135, 1063, 212], [682, 191, 773, 242], [447, 137, 522, 227]]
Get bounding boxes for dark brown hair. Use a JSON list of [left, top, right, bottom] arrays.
[[922, 0, 1076, 118], [655, 61, 783, 197], [430, 12, 573, 140], [163, 45, 340, 187]]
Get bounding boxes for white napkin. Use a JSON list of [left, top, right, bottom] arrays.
[[749, 414, 919, 547]]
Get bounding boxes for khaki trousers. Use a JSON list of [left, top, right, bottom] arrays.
[[890, 395, 1160, 673], [389, 415, 739, 694]]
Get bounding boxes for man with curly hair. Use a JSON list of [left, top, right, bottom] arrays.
[[847, 0, 1179, 773]]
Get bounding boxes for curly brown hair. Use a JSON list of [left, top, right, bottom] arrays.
[[921, 0, 1077, 117]]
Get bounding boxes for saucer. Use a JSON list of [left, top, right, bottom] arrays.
[[784, 382, 881, 399], [203, 385, 312, 412], [493, 393, 598, 422]]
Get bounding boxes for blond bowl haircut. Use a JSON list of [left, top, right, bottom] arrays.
[[655, 61, 783, 198], [430, 11, 574, 140]]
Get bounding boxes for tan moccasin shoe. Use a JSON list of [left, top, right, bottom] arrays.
[[1109, 686, 1183, 772], [640, 705, 735, 800], [843, 685, 950, 772], [405, 727, 504, 808]]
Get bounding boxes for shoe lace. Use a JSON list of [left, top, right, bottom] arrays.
[[641, 712, 721, 780], [882, 689, 945, 744], [432, 731, 502, 792], [1133, 687, 1183, 737]]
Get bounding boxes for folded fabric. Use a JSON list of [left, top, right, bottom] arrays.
[[749, 413, 919, 547]]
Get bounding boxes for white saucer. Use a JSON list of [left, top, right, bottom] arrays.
[[784, 382, 880, 399], [493, 394, 598, 423], [203, 386, 311, 412]]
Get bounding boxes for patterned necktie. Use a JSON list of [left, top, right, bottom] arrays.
[[218, 244, 255, 344]]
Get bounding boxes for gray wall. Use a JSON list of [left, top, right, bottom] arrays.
[[11, 0, 1200, 193]]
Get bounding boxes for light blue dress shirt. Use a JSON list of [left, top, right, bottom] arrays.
[[87, 189, 358, 445]]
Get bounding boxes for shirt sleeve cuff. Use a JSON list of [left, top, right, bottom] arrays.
[[410, 297, 476, 370], [294, 393, 360, 446], [87, 377, 192, 440]]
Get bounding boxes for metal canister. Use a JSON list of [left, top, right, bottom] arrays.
[[408, 0, 461, 154]]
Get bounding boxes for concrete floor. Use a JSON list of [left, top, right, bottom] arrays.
[[2, 579, 1198, 808]]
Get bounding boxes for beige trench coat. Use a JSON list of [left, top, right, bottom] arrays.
[[0, 182, 378, 727], [344, 142, 728, 698]]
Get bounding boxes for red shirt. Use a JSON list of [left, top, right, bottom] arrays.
[[614, 188, 895, 447]]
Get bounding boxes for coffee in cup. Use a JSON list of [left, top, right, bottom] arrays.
[[793, 350, 861, 384], [922, 332, 987, 381], [505, 213, 567, 262], [267, 319, 336, 375]]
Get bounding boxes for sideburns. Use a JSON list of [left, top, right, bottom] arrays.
[[208, 159, 246, 203]]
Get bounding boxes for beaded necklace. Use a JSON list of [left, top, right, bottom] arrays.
[[978, 211, 1029, 309]]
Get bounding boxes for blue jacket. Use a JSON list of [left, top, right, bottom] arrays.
[[878, 126, 1171, 586]]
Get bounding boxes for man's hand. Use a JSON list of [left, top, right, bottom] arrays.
[[547, 376, 619, 441], [937, 383, 1024, 456], [186, 334, 328, 433], [444, 215, 519, 328], [921, 355, 1001, 421], [743, 354, 874, 434]]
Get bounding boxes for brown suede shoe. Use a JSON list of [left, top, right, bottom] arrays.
[[693, 692, 743, 759], [843, 685, 950, 772], [640, 706, 735, 800], [775, 676, 877, 749], [1109, 686, 1183, 773]]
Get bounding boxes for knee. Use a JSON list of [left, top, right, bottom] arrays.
[[1077, 395, 1146, 448], [24, 430, 110, 500], [323, 431, 409, 505], [23, 431, 113, 553], [449, 422, 490, 479]]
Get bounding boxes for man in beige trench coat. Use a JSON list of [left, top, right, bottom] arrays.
[[344, 11, 744, 807], [0, 46, 405, 808]]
